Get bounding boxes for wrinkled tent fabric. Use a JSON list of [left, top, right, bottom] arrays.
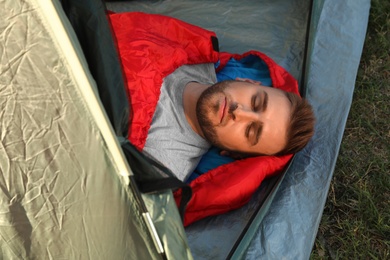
[[0, 0, 370, 259], [0, 0, 191, 259]]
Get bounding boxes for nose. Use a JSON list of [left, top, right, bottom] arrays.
[[231, 106, 260, 122]]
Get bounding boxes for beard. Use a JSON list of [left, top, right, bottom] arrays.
[[196, 80, 233, 147]]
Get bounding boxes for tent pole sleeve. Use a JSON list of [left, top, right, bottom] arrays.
[[299, 0, 315, 96], [129, 176, 167, 260]]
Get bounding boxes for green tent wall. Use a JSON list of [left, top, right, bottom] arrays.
[[0, 0, 191, 259]]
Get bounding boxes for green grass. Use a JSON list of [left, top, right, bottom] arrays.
[[310, 0, 390, 259]]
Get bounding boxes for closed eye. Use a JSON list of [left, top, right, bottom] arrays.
[[251, 93, 261, 111], [245, 121, 263, 146], [252, 91, 268, 112], [245, 122, 254, 139]]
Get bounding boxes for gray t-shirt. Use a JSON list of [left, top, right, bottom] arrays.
[[143, 63, 217, 181]]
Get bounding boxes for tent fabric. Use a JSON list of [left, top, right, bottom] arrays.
[[0, 0, 192, 259], [0, 0, 150, 258]]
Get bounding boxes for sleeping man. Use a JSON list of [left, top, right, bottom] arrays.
[[142, 63, 315, 181], [109, 11, 315, 224]]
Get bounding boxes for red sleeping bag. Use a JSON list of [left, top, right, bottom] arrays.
[[109, 12, 297, 226]]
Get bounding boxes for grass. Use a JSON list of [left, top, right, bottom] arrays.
[[310, 0, 390, 259]]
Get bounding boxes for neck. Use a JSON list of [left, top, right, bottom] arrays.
[[183, 82, 210, 138]]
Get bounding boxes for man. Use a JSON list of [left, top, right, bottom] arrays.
[[143, 63, 315, 181], [110, 11, 315, 224]]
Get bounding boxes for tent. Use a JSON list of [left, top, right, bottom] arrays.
[[0, 0, 370, 259]]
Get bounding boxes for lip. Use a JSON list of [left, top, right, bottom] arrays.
[[219, 97, 227, 124]]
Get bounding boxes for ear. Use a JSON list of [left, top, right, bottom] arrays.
[[219, 150, 249, 160], [235, 77, 261, 85]]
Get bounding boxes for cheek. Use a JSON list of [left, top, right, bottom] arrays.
[[214, 125, 244, 148]]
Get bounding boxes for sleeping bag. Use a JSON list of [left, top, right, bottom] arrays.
[[109, 12, 298, 226]]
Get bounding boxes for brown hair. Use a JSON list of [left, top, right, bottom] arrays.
[[277, 92, 315, 155]]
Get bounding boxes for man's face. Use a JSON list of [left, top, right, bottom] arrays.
[[196, 81, 291, 155]]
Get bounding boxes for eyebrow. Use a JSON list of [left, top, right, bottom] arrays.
[[261, 91, 269, 112]]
